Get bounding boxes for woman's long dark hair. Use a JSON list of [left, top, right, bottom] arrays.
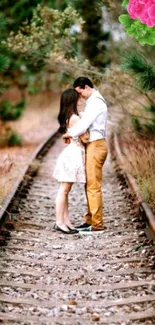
[[58, 88, 79, 134]]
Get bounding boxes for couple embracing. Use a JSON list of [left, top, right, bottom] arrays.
[[53, 76, 108, 234]]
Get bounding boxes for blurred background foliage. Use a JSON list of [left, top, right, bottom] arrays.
[[0, 0, 155, 138]]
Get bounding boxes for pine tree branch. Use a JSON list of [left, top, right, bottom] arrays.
[[118, 103, 155, 122], [144, 93, 155, 107], [129, 97, 154, 111]]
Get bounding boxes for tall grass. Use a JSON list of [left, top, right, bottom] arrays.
[[0, 156, 14, 204], [120, 133, 155, 213]]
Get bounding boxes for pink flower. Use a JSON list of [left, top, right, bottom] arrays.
[[127, 0, 155, 27], [148, 4, 155, 18], [128, 0, 145, 19]]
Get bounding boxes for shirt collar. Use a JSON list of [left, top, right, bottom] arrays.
[[86, 89, 100, 104]]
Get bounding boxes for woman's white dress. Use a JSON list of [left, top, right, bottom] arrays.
[[53, 137, 86, 183]]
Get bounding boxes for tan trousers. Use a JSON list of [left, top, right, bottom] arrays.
[[85, 139, 108, 230]]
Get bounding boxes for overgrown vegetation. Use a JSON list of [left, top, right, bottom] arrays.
[[120, 133, 155, 214], [102, 38, 155, 211], [119, 50, 155, 209]]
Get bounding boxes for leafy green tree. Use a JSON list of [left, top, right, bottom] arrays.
[[0, 14, 10, 93], [0, 12, 26, 121], [0, 1, 46, 32], [7, 5, 82, 68], [0, 1, 81, 95], [0, 13, 25, 146], [72, 0, 110, 67], [0, 0, 72, 32], [0, 1, 81, 145]]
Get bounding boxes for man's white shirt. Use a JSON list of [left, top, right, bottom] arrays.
[[68, 90, 107, 142]]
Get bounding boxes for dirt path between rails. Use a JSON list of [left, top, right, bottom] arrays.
[[0, 90, 60, 206]]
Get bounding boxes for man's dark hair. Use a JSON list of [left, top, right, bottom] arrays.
[[73, 76, 94, 89]]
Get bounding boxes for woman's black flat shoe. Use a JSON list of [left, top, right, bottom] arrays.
[[67, 226, 79, 233], [54, 224, 75, 234]]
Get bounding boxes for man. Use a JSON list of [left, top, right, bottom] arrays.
[[63, 76, 108, 232]]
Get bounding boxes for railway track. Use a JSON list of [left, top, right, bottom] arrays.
[[0, 130, 155, 325]]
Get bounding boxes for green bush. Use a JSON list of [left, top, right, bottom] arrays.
[[0, 100, 25, 121], [8, 132, 22, 146]]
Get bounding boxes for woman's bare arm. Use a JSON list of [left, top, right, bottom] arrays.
[[69, 115, 89, 143]]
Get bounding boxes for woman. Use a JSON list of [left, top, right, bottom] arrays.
[[53, 88, 89, 234]]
